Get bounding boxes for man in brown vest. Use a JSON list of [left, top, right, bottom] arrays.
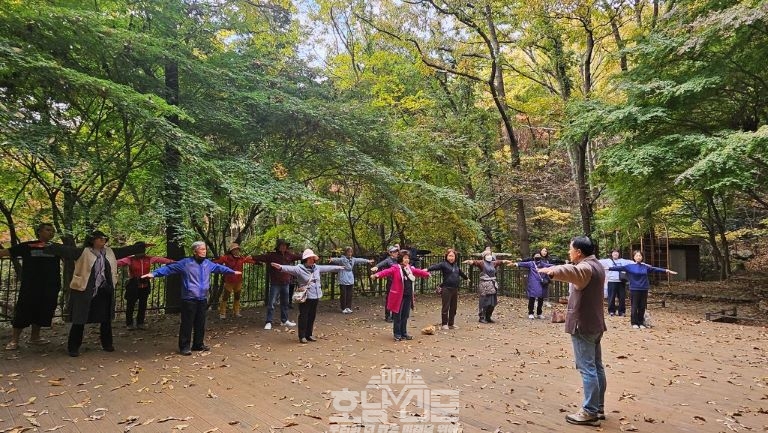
[[538, 236, 606, 427]]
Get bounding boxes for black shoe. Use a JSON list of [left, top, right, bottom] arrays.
[[486, 318, 496, 323], [479, 318, 488, 323], [192, 345, 210, 351], [393, 336, 402, 342], [403, 335, 413, 340], [68, 350, 79, 357], [102, 346, 115, 352], [306, 336, 317, 342], [180, 349, 192, 356]]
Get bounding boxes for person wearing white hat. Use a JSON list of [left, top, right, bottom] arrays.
[[270, 249, 343, 343], [213, 243, 255, 319]]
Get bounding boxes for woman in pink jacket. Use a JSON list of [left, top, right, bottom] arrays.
[[372, 250, 430, 341]]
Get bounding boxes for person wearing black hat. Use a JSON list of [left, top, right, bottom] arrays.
[[371, 246, 400, 322], [44, 230, 147, 357], [252, 239, 301, 330]]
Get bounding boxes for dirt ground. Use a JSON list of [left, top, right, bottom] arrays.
[[0, 292, 766, 433]]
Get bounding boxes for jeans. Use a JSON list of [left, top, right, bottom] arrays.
[[179, 299, 207, 351], [298, 299, 319, 340], [393, 294, 412, 338], [339, 284, 353, 310], [266, 282, 290, 324], [440, 287, 458, 326], [571, 331, 606, 415], [630, 290, 648, 326], [607, 281, 626, 315]]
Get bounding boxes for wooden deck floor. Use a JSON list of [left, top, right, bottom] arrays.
[[1, 294, 766, 432]]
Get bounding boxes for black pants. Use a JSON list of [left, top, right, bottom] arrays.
[[607, 281, 627, 315], [384, 281, 393, 320], [630, 290, 648, 326], [393, 294, 413, 338], [298, 299, 319, 340], [179, 299, 207, 351], [68, 321, 112, 353], [125, 278, 151, 326], [339, 284, 353, 310], [440, 287, 458, 326], [528, 297, 544, 316]]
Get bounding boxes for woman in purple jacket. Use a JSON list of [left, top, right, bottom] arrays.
[[514, 253, 553, 319], [608, 250, 677, 329]]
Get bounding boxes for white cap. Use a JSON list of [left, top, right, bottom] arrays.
[[301, 248, 319, 261]]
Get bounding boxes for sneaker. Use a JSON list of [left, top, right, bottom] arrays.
[[299, 338, 308, 344], [449, 325, 459, 330], [282, 320, 296, 327], [486, 318, 496, 323], [537, 315, 545, 320], [307, 336, 317, 342], [344, 308, 353, 314], [264, 323, 272, 330], [441, 325, 449, 330], [565, 409, 600, 426], [632, 325, 640, 329], [597, 411, 606, 420], [403, 335, 414, 340], [180, 349, 192, 356], [192, 345, 210, 351], [235, 312, 242, 318], [479, 318, 488, 324], [609, 312, 615, 317], [639, 325, 647, 329], [528, 314, 535, 319]]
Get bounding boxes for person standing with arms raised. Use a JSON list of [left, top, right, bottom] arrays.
[[1, 223, 61, 351], [252, 239, 301, 330], [142, 241, 239, 355]]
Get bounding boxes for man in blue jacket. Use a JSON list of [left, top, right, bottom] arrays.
[[143, 241, 239, 355]]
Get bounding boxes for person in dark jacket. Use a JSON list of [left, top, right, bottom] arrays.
[[252, 239, 301, 330], [607, 250, 677, 329], [44, 230, 146, 357], [1, 223, 61, 351], [371, 246, 399, 322], [143, 241, 239, 355], [538, 236, 606, 426], [426, 248, 468, 330]]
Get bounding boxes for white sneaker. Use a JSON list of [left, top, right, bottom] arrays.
[[639, 325, 647, 329], [632, 325, 640, 329], [282, 320, 297, 327], [528, 314, 535, 319], [264, 323, 272, 330], [537, 315, 545, 320], [345, 308, 353, 314], [441, 325, 449, 330]]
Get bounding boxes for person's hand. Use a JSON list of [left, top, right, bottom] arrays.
[[537, 268, 554, 275], [270, 263, 281, 270], [140, 273, 154, 279], [234, 271, 242, 275], [370, 267, 378, 272], [462, 260, 471, 264], [368, 259, 374, 264], [667, 270, 678, 275]]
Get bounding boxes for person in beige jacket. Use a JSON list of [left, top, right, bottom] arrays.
[[45, 230, 145, 357], [538, 236, 606, 427]]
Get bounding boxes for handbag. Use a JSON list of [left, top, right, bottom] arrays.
[[292, 286, 308, 303], [611, 258, 629, 282]]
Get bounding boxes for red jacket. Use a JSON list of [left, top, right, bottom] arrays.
[[213, 254, 255, 283], [374, 265, 430, 313], [116, 255, 175, 288]]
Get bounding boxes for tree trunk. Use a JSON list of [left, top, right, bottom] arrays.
[[163, 60, 186, 314]]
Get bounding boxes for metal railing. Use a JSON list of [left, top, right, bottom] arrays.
[[0, 255, 568, 322]]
